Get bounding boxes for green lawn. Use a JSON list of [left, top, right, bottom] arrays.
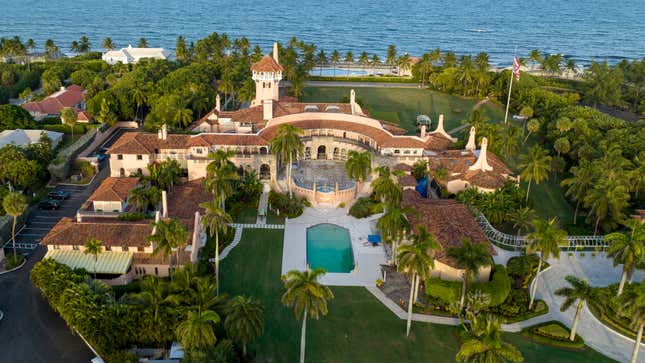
[[220, 228, 613, 362], [303, 86, 505, 134], [230, 204, 258, 224]]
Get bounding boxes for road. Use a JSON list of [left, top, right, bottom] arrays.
[[0, 130, 118, 363]]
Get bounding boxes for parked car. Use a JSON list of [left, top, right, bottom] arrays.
[[48, 190, 71, 199], [96, 153, 108, 162], [38, 200, 61, 210]]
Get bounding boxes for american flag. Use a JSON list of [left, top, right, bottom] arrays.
[[512, 56, 521, 80]]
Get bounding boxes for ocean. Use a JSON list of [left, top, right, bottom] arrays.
[[1, 0, 644, 66]]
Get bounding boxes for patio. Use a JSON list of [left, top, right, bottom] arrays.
[[281, 207, 386, 286]]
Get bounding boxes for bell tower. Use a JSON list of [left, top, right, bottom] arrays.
[[251, 42, 283, 106]]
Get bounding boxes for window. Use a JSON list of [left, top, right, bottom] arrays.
[[53, 245, 60, 250], [137, 246, 145, 252], [394, 149, 400, 154], [105, 245, 111, 251], [117, 154, 123, 160], [155, 267, 158, 276], [136, 155, 142, 160], [72, 245, 79, 251], [122, 246, 129, 252], [119, 168, 125, 177], [196, 148, 203, 154]]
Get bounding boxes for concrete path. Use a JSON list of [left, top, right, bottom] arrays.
[[256, 192, 269, 225], [218, 227, 244, 260], [229, 223, 284, 229]]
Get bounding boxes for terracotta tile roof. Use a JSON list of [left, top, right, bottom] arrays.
[[133, 250, 191, 265], [424, 134, 454, 151], [381, 136, 427, 148], [485, 152, 512, 175], [250, 55, 284, 72], [456, 169, 508, 190], [88, 177, 140, 202], [399, 174, 417, 187], [166, 179, 211, 221], [428, 150, 476, 174], [259, 119, 394, 144], [402, 190, 495, 267], [381, 122, 407, 135], [21, 85, 85, 115], [107, 132, 190, 154], [188, 134, 269, 147], [42, 217, 152, 247], [393, 163, 412, 172]]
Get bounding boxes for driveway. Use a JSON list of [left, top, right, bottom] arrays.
[[535, 252, 645, 363], [0, 165, 109, 363]]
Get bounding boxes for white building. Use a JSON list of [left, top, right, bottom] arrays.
[[0, 129, 64, 149], [102, 45, 171, 65]]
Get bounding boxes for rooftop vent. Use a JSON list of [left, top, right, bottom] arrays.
[[304, 105, 320, 112], [325, 105, 341, 113]]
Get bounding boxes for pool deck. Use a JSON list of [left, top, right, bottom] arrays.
[[282, 207, 387, 286]]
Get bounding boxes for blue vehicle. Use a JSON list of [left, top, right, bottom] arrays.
[[48, 190, 71, 200]]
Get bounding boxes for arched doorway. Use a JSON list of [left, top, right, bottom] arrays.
[[317, 145, 326, 160], [260, 164, 271, 180], [333, 147, 340, 160], [304, 147, 312, 160], [259, 147, 268, 155]]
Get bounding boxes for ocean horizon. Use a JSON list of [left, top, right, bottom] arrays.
[[2, 0, 645, 66]]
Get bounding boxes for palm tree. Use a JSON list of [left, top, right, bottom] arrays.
[[371, 166, 403, 205], [555, 275, 595, 341], [281, 269, 334, 363], [330, 50, 340, 77], [621, 283, 645, 363], [130, 275, 171, 324], [606, 220, 645, 295], [397, 226, 439, 336], [370, 54, 380, 75], [561, 162, 595, 225], [526, 218, 565, 309], [3, 192, 27, 258], [83, 238, 102, 278], [507, 207, 536, 236], [148, 218, 188, 281], [138, 38, 148, 48], [519, 145, 552, 202], [386, 44, 397, 70], [224, 295, 264, 357], [344, 51, 354, 76], [377, 204, 412, 265], [270, 124, 303, 198], [78, 36, 91, 53], [447, 238, 492, 309], [456, 314, 523, 363], [219, 75, 235, 108], [176, 309, 221, 358], [200, 199, 232, 295], [359, 51, 369, 73], [60, 107, 78, 139], [584, 179, 630, 234], [315, 49, 327, 76], [397, 54, 412, 76], [344, 150, 371, 192], [204, 149, 238, 211], [102, 37, 115, 51]]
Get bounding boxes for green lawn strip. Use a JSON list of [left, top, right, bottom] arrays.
[[220, 228, 612, 362], [303, 86, 504, 134], [229, 203, 258, 224], [266, 210, 285, 224], [587, 299, 644, 342], [527, 177, 575, 225], [520, 321, 586, 350]]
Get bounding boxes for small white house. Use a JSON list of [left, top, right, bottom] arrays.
[[102, 45, 171, 65], [0, 129, 64, 149]]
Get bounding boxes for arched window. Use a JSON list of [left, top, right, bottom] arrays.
[[260, 164, 271, 180], [317, 145, 326, 159], [119, 168, 125, 177]]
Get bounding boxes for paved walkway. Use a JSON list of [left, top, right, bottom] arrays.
[[219, 227, 244, 260], [256, 192, 269, 225], [229, 223, 284, 229]]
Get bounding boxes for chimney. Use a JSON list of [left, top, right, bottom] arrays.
[[350, 89, 356, 115], [263, 99, 273, 120], [435, 114, 446, 134], [191, 211, 201, 262], [420, 125, 427, 138], [76, 212, 82, 223], [162, 190, 168, 218], [160, 124, 167, 140], [60, 86, 66, 92], [215, 94, 221, 112], [469, 137, 493, 172], [273, 42, 279, 63], [465, 127, 476, 151], [152, 210, 161, 235]]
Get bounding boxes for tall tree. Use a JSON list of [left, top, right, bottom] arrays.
[[3, 191, 27, 258], [83, 238, 102, 278], [359, 51, 369, 73], [330, 50, 340, 77], [397, 226, 439, 336], [606, 220, 645, 295], [386, 44, 397, 69], [377, 204, 411, 264], [200, 199, 232, 295], [148, 218, 188, 281], [621, 283, 645, 363], [224, 295, 264, 357], [138, 37, 148, 48], [371, 166, 403, 205], [175, 35, 189, 62], [175, 309, 221, 359], [78, 36, 91, 53], [555, 276, 595, 341], [447, 238, 491, 309], [270, 124, 303, 198], [344, 51, 354, 76], [204, 149, 238, 211], [584, 61, 624, 107], [60, 107, 78, 139], [561, 161, 594, 225], [507, 206, 536, 236], [344, 150, 371, 191], [102, 37, 115, 51], [281, 269, 334, 363], [584, 178, 630, 234], [526, 218, 565, 309], [518, 145, 552, 202]]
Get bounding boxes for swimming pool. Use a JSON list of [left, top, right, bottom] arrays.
[[306, 224, 355, 273]]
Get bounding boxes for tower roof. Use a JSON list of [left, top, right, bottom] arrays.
[[250, 55, 284, 72]]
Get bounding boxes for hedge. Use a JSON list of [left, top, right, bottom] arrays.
[[425, 264, 511, 306], [308, 75, 416, 83], [44, 123, 87, 135], [48, 128, 97, 180], [522, 321, 585, 349]]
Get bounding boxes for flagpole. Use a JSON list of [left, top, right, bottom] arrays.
[[504, 48, 518, 125]]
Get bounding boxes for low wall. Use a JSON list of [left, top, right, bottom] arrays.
[[291, 180, 356, 206]]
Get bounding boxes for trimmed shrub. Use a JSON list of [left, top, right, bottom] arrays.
[[523, 321, 585, 349], [117, 212, 149, 221], [5, 253, 24, 270], [44, 123, 87, 135], [72, 159, 96, 178], [424, 265, 510, 307], [48, 128, 97, 180], [268, 191, 310, 218], [348, 196, 383, 218]]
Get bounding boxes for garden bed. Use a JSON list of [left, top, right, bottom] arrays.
[[522, 321, 585, 349]]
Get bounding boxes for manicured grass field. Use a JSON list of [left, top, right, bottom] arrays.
[[220, 228, 614, 362], [302, 86, 505, 134]]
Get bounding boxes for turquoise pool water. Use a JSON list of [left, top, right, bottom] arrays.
[[306, 224, 354, 273]]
